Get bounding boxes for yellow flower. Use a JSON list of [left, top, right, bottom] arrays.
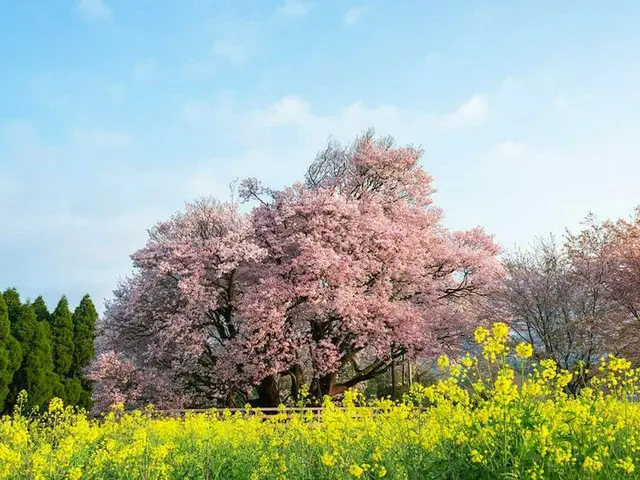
[[616, 457, 635, 474], [437, 355, 450, 369], [473, 326, 489, 344], [66, 467, 83, 480], [378, 466, 387, 477], [515, 342, 533, 359], [48, 397, 64, 414], [349, 464, 364, 477], [540, 359, 558, 380], [553, 447, 572, 464], [608, 356, 632, 372], [583, 456, 603, 473], [321, 452, 335, 466], [461, 355, 473, 368], [470, 449, 484, 463], [492, 322, 509, 340]]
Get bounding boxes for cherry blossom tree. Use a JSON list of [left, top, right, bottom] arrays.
[[92, 198, 265, 409], [237, 131, 503, 402], [92, 131, 503, 410], [604, 208, 640, 321], [492, 215, 640, 392]]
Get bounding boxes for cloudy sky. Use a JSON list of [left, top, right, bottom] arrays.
[[2, 0, 640, 311]]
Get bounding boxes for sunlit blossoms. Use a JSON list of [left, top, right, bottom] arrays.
[[91, 131, 503, 409]]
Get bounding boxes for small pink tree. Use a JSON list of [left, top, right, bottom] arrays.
[[93, 198, 265, 409], [606, 208, 640, 321], [491, 212, 640, 393]]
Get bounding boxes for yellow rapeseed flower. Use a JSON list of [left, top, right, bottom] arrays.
[[321, 452, 335, 466], [616, 457, 635, 474], [349, 464, 364, 477], [492, 322, 509, 340], [2, 322, 640, 480], [583, 456, 603, 473], [515, 342, 533, 359], [437, 355, 450, 369], [470, 449, 484, 463], [474, 326, 489, 344]]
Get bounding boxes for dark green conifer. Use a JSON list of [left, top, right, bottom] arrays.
[[50, 296, 75, 379], [0, 294, 21, 411], [8, 304, 59, 411], [32, 296, 51, 324], [3, 288, 22, 325], [71, 294, 98, 410]]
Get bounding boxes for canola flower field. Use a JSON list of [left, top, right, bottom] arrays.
[[2, 324, 640, 479]]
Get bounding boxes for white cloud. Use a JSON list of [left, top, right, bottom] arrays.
[[253, 96, 313, 126], [213, 40, 246, 64], [174, 93, 491, 178], [232, 93, 491, 147], [275, 0, 312, 19], [343, 6, 367, 26], [73, 128, 131, 149], [76, 0, 111, 21], [438, 94, 490, 130]]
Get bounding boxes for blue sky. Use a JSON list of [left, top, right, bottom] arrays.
[[2, 0, 640, 311]]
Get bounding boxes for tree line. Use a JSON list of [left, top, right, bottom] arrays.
[[0, 289, 97, 413]]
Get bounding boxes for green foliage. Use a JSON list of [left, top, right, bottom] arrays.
[[71, 294, 97, 410], [71, 294, 97, 376], [0, 294, 21, 411], [31, 296, 51, 323], [63, 377, 83, 407], [3, 288, 22, 325], [8, 304, 60, 411], [0, 289, 98, 411], [50, 296, 75, 379]]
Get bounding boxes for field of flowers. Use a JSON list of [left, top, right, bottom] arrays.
[[2, 323, 640, 479]]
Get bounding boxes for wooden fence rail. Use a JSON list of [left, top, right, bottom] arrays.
[[87, 405, 420, 421]]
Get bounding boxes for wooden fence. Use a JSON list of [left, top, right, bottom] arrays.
[[88, 405, 415, 421]]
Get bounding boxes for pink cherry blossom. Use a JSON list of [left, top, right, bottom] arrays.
[[92, 132, 503, 409]]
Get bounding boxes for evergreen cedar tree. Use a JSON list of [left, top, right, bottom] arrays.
[[0, 290, 98, 412], [3, 288, 22, 325], [7, 302, 59, 411], [32, 296, 51, 324], [0, 294, 21, 411], [72, 294, 99, 409], [90, 131, 505, 410], [49, 296, 81, 406]]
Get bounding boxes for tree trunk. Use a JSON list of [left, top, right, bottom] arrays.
[[311, 372, 355, 398], [289, 364, 305, 402], [251, 375, 280, 407], [391, 357, 396, 399]]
